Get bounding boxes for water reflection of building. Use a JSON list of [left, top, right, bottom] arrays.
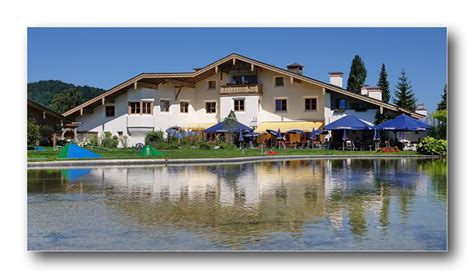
[[87, 160, 327, 210], [33, 158, 443, 245]]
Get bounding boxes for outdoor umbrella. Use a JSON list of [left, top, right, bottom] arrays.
[[324, 115, 373, 131], [205, 121, 253, 133], [375, 114, 430, 131], [243, 131, 260, 137], [166, 127, 180, 139], [286, 129, 305, 134], [266, 129, 283, 140], [324, 115, 372, 151], [309, 128, 325, 140]]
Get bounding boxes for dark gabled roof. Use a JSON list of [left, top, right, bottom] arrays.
[[28, 99, 73, 123], [63, 53, 425, 119]]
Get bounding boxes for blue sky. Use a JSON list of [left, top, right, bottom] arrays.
[[28, 28, 446, 112]]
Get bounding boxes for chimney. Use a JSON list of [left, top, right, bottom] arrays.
[[287, 63, 303, 75], [366, 86, 382, 101], [360, 84, 369, 95], [415, 103, 428, 117], [329, 72, 343, 87]]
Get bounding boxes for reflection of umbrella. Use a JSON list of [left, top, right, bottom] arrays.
[[61, 168, 91, 183], [398, 131, 405, 140]]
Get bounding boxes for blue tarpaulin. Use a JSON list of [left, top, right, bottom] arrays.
[[58, 143, 101, 159], [205, 121, 253, 133], [375, 114, 430, 131]]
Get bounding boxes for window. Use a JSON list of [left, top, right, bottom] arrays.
[[129, 101, 152, 114], [180, 101, 189, 113], [208, 80, 217, 89], [234, 99, 245, 111], [160, 99, 170, 112], [129, 102, 141, 114], [305, 98, 317, 111], [206, 102, 216, 113], [337, 99, 347, 110], [275, 99, 287, 112], [105, 106, 115, 117], [274, 76, 284, 87], [231, 75, 257, 85], [117, 131, 123, 136], [142, 102, 153, 114]]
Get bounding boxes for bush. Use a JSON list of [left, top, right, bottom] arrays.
[[199, 141, 212, 150], [145, 130, 164, 145], [101, 132, 119, 148], [27, 119, 40, 145], [152, 142, 180, 150], [417, 137, 447, 157], [218, 142, 237, 149], [88, 134, 99, 146]]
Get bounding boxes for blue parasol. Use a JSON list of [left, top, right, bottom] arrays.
[[286, 129, 305, 134], [266, 129, 283, 140], [205, 121, 252, 133], [375, 114, 430, 131]]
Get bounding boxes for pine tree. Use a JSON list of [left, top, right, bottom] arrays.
[[346, 55, 367, 94], [437, 84, 447, 111], [377, 63, 390, 103], [393, 70, 417, 111]]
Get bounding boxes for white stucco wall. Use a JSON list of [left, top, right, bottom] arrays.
[[220, 95, 260, 127], [258, 70, 325, 123]]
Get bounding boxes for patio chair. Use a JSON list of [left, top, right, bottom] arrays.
[[345, 140, 356, 151]]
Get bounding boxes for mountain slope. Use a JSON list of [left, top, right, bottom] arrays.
[[27, 80, 105, 113]]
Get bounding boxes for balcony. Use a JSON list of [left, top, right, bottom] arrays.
[[220, 84, 263, 95]]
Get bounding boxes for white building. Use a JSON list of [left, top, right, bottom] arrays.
[[63, 53, 425, 147]]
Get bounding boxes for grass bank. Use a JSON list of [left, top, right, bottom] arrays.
[[28, 147, 421, 162]]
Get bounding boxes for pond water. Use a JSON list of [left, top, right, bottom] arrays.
[[27, 158, 447, 251]]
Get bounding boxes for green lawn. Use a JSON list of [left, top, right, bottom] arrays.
[[27, 146, 421, 162]]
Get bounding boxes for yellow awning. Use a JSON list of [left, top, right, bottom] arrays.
[[185, 123, 216, 130], [255, 121, 323, 133]]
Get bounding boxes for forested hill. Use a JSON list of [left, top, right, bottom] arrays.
[[27, 80, 105, 114]]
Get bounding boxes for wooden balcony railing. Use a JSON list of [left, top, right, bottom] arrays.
[[220, 84, 263, 95]]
